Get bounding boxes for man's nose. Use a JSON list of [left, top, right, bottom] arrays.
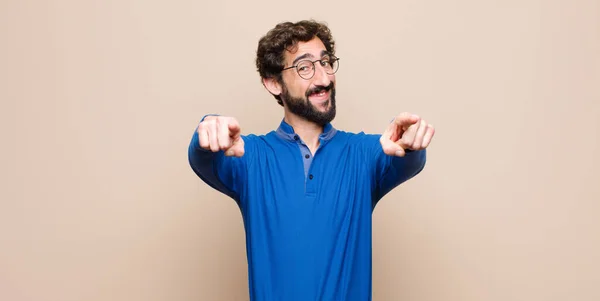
[[312, 63, 332, 86]]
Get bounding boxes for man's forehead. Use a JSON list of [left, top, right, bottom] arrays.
[[285, 38, 328, 58]]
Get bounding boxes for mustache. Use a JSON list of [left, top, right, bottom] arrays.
[[306, 82, 334, 98]]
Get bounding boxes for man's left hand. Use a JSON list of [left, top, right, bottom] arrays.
[[380, 112, 435, 157]]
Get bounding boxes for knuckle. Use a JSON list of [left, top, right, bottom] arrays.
[[427, 127, 435, 136], [204, 119, 215, 129]]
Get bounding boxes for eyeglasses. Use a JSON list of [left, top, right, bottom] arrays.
[[281, 56, 340, 80]]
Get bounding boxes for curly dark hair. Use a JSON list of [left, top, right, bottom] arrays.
[[256, 20, 336, 105]]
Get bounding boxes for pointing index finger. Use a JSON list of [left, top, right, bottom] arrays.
[[228, 118, 241, 138], [394, 113, 420, 128]]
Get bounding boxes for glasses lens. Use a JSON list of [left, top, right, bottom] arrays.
[[297, 61, 314, 79], [327, 58, 339, 74]]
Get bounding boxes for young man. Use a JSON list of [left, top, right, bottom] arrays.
[[188, 20, 435, 301]]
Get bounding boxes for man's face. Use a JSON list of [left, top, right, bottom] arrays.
[[279, 37, 337, 126]]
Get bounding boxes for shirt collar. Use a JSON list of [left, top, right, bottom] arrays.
[[275, 119, 337, 142]]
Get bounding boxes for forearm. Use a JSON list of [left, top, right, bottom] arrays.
[[375, 148, 427, 200], [387, 149, 427, 183]]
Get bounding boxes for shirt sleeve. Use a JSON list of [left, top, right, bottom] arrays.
[[370, 135, 427, 205], [187, 116, 250, 203]]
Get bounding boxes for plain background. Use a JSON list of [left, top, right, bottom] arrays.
[[2, 0, 599, 300]]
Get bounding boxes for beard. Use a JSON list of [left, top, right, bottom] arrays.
[[281, 82, 337, 126]]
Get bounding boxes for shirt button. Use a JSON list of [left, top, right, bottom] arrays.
[[305, 154, 310, 159], [309, 174, 314, 180], [294, 135, 299, 141]]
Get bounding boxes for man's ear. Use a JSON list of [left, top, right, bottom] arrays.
[[263, 77, 282, 96]]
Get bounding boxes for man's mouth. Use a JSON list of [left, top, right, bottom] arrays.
[[307, 84, 333, 103], [309, 89, 329, 101]]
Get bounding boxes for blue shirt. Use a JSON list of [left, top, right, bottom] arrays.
[[188, 117, 427, 301]]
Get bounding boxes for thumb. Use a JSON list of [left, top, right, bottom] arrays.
[[380, 136, 406, 157]]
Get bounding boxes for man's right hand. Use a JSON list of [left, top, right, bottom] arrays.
[[197, 116, 245, 157]]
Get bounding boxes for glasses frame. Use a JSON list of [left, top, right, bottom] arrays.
[[281, 56, 340, 80]]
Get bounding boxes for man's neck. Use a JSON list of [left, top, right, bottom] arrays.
[[283, 112, 324, 155]]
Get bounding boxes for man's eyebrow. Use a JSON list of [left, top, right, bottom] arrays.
[[321, 50, 332, 57], [292, 53, 314, 66]]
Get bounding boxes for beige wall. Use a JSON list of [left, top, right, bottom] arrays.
[[2, 0, 599, 300]]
